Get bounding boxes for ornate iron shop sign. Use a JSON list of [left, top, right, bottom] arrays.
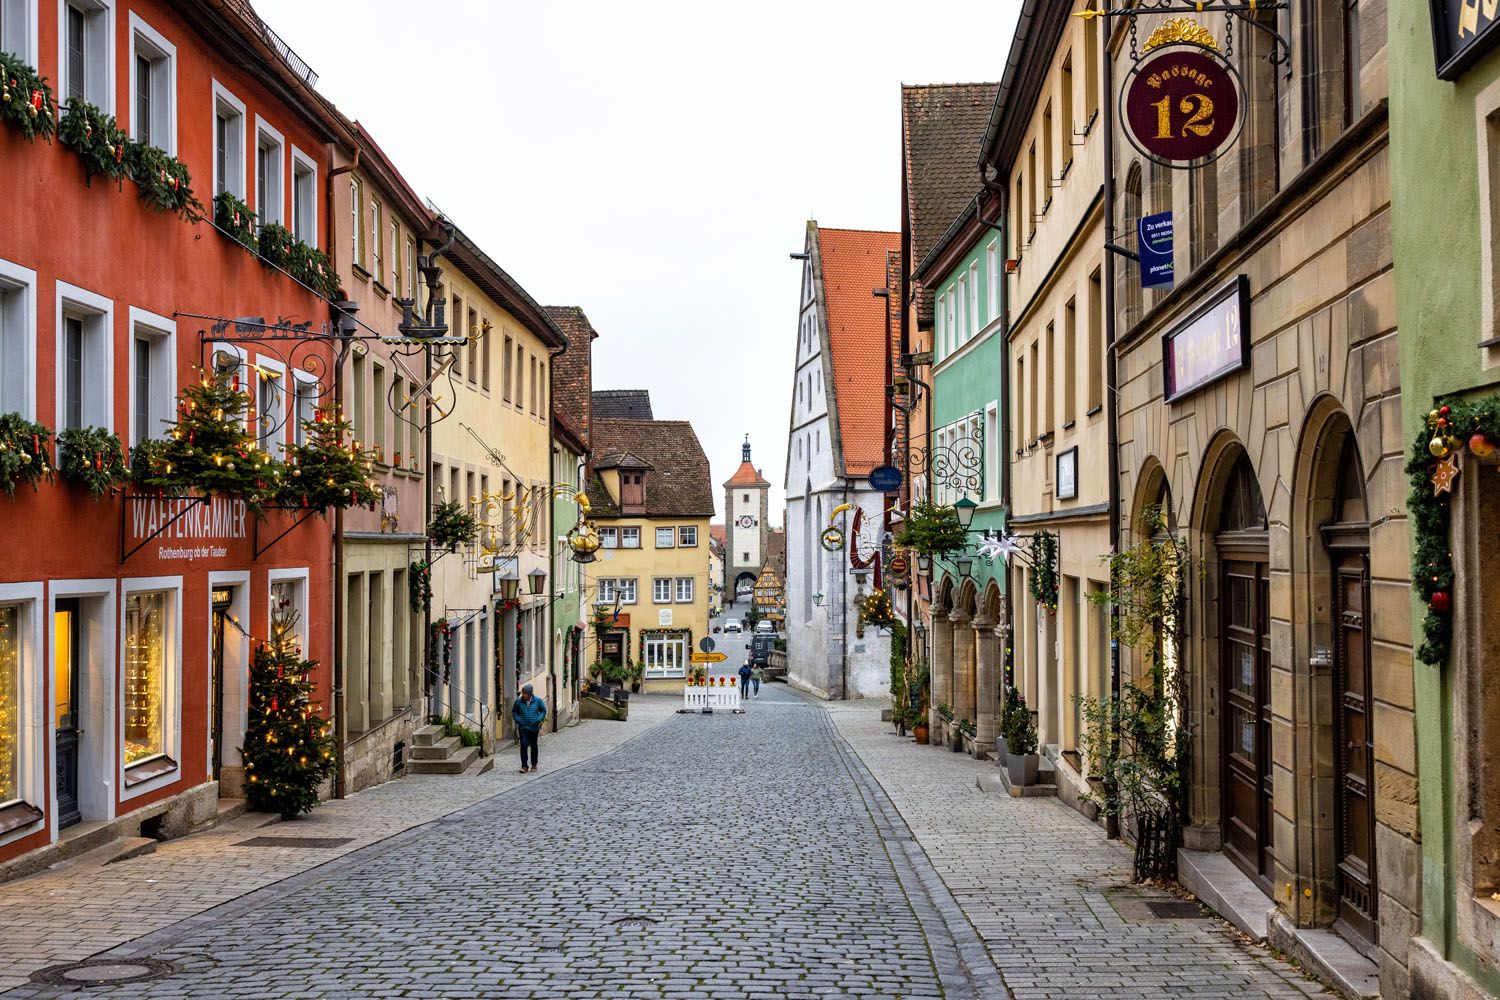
[[1121, 22, 1244, 167], [1431, 0, 1500, 79], [1162, 274, 1250, 402]]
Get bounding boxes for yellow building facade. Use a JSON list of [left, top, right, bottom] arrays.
[[429, 225, 567, 744]]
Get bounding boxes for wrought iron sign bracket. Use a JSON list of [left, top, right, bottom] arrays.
[[253, 505, 319, 559], [1106, 241, 1141, 263], [1079, 2, 1292, 79], [119, 494, 209, 563]]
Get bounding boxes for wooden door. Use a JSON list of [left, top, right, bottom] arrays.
[[1222, 562, 1271, 889], [1333, 552, 1378, 949]]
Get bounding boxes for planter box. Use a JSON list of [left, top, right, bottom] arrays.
[[1007, 753, 1039, 787], [995, 735, 1009, 765]]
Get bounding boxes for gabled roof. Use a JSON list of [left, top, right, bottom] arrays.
[[901, 83, 999, 325], [724, 461, 771, 488], [817, 226, 901, 478], [545, 306, 597, 448], [709, 524, 726, 550], [585, 419, 714, 518], [592, 390, 654, 421], [594, 451, 652, 471]]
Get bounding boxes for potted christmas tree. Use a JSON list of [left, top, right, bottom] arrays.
[[241, 608, 336, 820]]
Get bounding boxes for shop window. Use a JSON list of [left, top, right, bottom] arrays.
[[0, 258, 36, 418], [642, 632, 686, 679], [56, 282, 112, 433], [291, 148, 316, 245], [254, 121, 283, 226], [212, 82, 245, 199], [128, 13, 173, 154], [123, 590, 171, 773], [62, 0, 111, 110], [1, 1, 36, 63], [655, 527, 675, 549], [0, 603, 20, 804], [1457, 453, 1500, 916], [129, 309, 173, 446]]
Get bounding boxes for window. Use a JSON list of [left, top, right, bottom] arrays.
[[56, 282, 111, 433], [1122, 164, 1143, 326], [1084, 13, 1099, 123], [254, 119, 283, 226], [742, 551, 749, 562], [1190, 158, 1218, 268], [371, 363, 385, 462], [255, 361, 285, 452], [529, 354, 538, 414], [934, 292, 945, 359], [1014, 174, 1025, 255], [128, 13, 173, 153], [1061, 51, 1074, 168], [969, 262, 980, 333], [502, 334, 513, 402], [642, 632, 686, 679], [1028, 142, 1038, 227], [1064, 299, 1077, 425], [1030, 340, 1040, 441], [986, 242, 999, 318], [292, 373, 316, 446], [1088, 267, 1104, 413], [390, 220, 401, 294], [1016, 354, 1026, 447], [616, 579, 637, 604], [675, 577, 694, 603], [653, 578, 672, 604], [123, 589, 170, 768], [0, 258, 37, 418], [269, 576, 305, 658], [212, 82, 245, 199], [515, 342, 525, 410], [678, 526, 698, 547], [956, 274, 968, 344], [1043, 101, 1054, 204], [621, 526, 641, 548], [349, 177, 363, 268], [351, 352, 365, 443], [291, 148, 316, 244], [1045, 323, 1055, 435], [599, 527, 618, 549], [467, 308, 478, 384], [985, 403, 999, 502], [61, 0, 111, 111], [945, 292, 956, 356], [1, 1, 37, 63], [621, 472, 643, 508], [129, 308, 173, 447], [405, 238, 417, 306], [370, 200, 384, 286], [655, 527, 676, 548], [0, 601, 23, 805]]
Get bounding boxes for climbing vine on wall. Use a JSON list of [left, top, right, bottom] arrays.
[[1028, 530, 1059, 613]]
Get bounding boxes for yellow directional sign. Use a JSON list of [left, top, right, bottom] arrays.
[[690, 652, 728, 663]]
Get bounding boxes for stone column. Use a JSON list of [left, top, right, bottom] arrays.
[[973, 613, 1000, 754], [950, 609, 975, 747], [928, 599, 953, 735]]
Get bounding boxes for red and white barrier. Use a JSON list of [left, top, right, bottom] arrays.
[[682, 677, 744, 713]]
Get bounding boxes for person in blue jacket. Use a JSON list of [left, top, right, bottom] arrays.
[[512, 683, 547, 773]]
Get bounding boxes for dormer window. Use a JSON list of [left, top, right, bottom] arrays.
[[621, 472, 644, 508]]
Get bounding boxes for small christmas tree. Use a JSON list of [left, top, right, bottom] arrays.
[[278, 404, 379, 513], [241, 608, 336, 819], [131, 367, 282, 505]]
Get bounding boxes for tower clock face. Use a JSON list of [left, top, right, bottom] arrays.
[[736, 515, 756, 529]]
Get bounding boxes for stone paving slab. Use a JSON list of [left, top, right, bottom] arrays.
[[0, 698, 680, 993], [826, 699, 1334, 1000]]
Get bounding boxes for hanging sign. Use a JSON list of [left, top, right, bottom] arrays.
[[1139, 211, 1175, 288], [869, 465, 903, 493], [1121, 42, 1243, 168], [1431, 0, 1500, 79], [1162, 274, 1251, 402]]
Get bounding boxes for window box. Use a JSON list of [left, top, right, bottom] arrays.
[[123, 753, 176, 787]]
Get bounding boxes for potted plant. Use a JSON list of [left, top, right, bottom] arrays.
[[912, 715, 930, 745], [1006, 701, 1040, 787], [996, 686, 1022, 764], [1076, 693, 1116, 798]]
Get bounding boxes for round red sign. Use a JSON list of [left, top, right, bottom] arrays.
[[1122, 47, 1242, 166]]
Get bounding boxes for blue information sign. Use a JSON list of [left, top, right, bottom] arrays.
[[1139, 211, 1174, 289], [869, 465, 903, 494]]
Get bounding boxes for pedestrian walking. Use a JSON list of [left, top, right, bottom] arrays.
[[738, 661, 752, 700], [750, 664, 764, 698], [512, 683, 547, 773]]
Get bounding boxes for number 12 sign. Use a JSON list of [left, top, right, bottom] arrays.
[[1122, 47, 1243, 168]]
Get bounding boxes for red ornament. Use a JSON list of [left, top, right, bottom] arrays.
[[1470, 432, 1498, 461], [1440, 406, 1451, 416], [1430, 591, 1452, 614]]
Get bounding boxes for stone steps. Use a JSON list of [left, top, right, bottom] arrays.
[[406, 741, 482, 775]]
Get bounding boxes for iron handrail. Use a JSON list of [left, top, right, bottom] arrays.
[[424, 666, 489, 755]]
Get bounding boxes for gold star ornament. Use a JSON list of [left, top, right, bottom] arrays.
[[1432, 454, 1460, 496]]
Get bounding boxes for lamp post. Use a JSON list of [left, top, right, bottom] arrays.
[[500, 576, 520, 602], [953, 495, 978, 530], [527, 567, 548, 596]]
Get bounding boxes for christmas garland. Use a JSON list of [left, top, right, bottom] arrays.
[[0, 413, 53, 495], [1406, 397, 1500, 666], [56, 99, 128, 186], [125, 141, 201, 221], [56, 426, 130, 497], [637, 627, 692, 663], [408, 560, 432, 614], [1029, 530, 1059, 613], [0, 52, 56, 142], [215, 191, 258, 251], [425, 619, 455, 683]]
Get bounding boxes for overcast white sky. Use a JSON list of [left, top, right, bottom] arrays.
[[254, 0, 1019, 521]]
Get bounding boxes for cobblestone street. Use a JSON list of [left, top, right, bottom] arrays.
[[1, 689, 1329, 999]]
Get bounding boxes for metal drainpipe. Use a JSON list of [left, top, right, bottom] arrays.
[[1101, 14, 1123, 843]]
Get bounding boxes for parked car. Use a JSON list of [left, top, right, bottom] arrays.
[[723, 620, 742, 633], [754, 620, 776, 634]]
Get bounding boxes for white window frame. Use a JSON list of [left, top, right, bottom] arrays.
[[678, 525, 698, 547], [945, 290, 957, 357], [252, 116, 284, 227], [54, 280, 113, 434], [0, 257, 37, 419], [652, 578, 672, 604], [118, 576, 182, 802], [675, 577, 694, 603], [291, 369, 317, 445], [58, 0, 113, 113], [209, 340, 251, 432], [290, 145, 317, 246], [957, 273, 968, 344], [655, 526, 676, 549], [0, 583, 45, 848], [599, 526, 618, 549], [969, 262, 981, 335], [127, 306, 175, 447], [253, 355, 287, 454], [986, 241, 999, 319], [595, 578, 616, 603], [126, 11, 173, 154], [210, 80, 245, 200], [621, 526, 641, 549], [934, 291, 946, 360], [617, 578, 637, 604], [267, 568, 308, 658], [985, 402, 1000, 502], [1, 0, 39, 64], [642, 632, 686, 679]]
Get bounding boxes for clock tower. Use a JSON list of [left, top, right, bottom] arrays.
[[723, 435, 771, 607]]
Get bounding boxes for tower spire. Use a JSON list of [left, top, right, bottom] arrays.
[[742, 434, 751, 464]]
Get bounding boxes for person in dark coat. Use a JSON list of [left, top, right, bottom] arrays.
[[512, 683, 547, 773]]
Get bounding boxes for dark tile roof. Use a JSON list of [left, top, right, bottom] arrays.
[[901, 83, 1000, 326], [592, 389, 654, 421], [545, 306, 597, 448], [585, 419, 714, 518]]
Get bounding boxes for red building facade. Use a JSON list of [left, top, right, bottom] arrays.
[[0, 0, 354, 873]]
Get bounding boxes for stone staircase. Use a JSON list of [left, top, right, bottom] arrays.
[[407, 724, 494, 777]]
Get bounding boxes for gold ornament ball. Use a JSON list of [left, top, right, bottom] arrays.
[[1429, 436, 1450, 458]]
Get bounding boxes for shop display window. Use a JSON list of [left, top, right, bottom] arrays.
[[123, 591, 167, 767], [0, 604, 18, 804]]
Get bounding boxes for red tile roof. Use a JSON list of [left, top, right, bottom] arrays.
[[724, 461, 770, 488], [817, 227, 900, 477]]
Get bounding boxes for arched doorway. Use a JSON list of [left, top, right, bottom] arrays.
[[1322, 434, 1377, 950], [1217, 452, 1272, 891]]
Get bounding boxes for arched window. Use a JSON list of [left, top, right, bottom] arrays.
[[1220, 453, 1268, 533], [1123, 162, 1143, 327]]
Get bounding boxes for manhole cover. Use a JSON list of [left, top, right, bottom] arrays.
[[611, 916, 659, 929], [32, 958, 178, 987], [232, 836, 354, 849], [1145, 900, 1207, 919]]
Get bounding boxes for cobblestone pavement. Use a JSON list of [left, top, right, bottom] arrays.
[[826, 701, 1331, 1000], [4, 687, 993, 1000]]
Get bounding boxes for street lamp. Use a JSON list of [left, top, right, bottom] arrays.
[[953, 495, 978, 530], [499, 576, 520, 602], [527, 567, 548, 596], [955, 553, 974, 579], [916, 552, 931, 574], [813, 591, 824, 607]]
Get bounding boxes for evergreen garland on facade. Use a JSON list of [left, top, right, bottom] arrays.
[[56, 426, 130, 496], [0, 52, 56, 141], [1028, 530, 1059, 612], [408, 560, 432, 614], [0, 413, 54, 495], [56, 99, 128, 185], [126, 141, 201, 221], [214, 191, 258, 251], [241, 611, 336, 820]]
